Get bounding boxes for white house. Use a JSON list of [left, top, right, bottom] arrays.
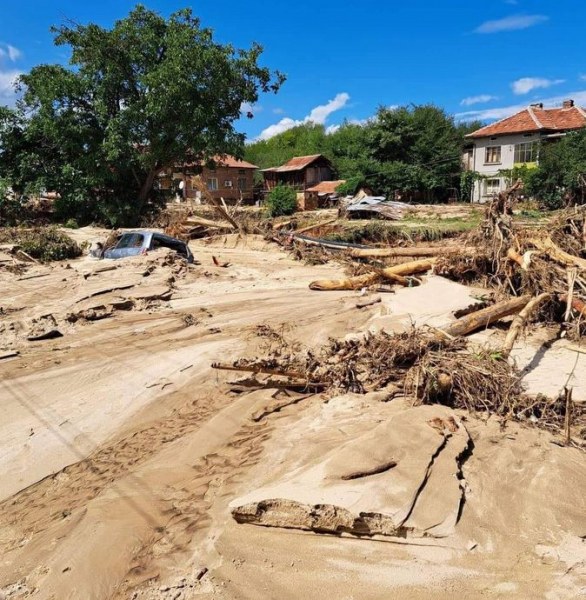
[[464, 99, 586, 202]]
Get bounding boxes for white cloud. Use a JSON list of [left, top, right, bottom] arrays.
[[580, 75, 586, 82], [272, 107, 285, 115], [257, 117, 299, 140], [511, 77, 564, 95], [460, 94, 499, 106], [325, 124, 340, 135], [240, 101, 262, 116], [0, 69, 22, 104], [475, 14, 548, 34], [0, 43, 22, 62], [455, 90, 586, 122], [256, 92, 350, 141], [306, 93, 350, 124]]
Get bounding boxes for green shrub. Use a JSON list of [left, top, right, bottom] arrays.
[[0, 227, 82, 262], [265, 185, 297, 217], [64, 218, 79, 229]]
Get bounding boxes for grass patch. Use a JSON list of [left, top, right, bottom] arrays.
[[323, 220, 476, 245]]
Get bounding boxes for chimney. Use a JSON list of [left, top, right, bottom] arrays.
[[563, 99, 575, 109], [530, 102, 544, 109]]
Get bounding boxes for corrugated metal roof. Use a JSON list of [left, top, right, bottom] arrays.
[[306, 180, 346, 194], [263, 154, 325, 173], [466, 105, 586, 138]]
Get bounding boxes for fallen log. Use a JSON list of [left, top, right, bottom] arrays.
[[350, 246, 475, 259], [531, 237, 586, 270], [294, 218, 338, 235], [438, 294, 531, 339], [309, 258, 436, 291], [212, 361, 307, 380], [183, 216, 234, 230], [502, 293, 551, 358]]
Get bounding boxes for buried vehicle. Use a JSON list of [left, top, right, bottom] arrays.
[[102, 231, 194, 263]]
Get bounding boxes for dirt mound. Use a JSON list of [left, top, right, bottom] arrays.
[[232, 404, 470, 538]]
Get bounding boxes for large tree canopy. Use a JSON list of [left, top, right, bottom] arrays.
[[0, 5, 284, 225]]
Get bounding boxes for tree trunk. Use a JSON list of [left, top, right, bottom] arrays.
[[137, 167, 159, 213], [438, 294, 531, 339], [350, 246, 475, 259], [309, 259, 436, 291], [530, 237, 586, 270], [501, 293, 550, 358]]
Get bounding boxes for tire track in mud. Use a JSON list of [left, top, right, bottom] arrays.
[[117, 420, 275, 599], [0, 387, 228, 557], [0, 384, 296, 599]]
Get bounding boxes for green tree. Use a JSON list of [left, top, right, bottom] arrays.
[[265, 184, 297, 216], [0, 5, 284, 226], [366, 105, 465, 201], [524, 131, 586, 208]]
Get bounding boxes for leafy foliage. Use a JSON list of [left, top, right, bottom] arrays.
[[245, 106, 475, 202], [0, 6, 284, 226], [524, 131, 586, 209], [0, 227, 81, 262], [265, 185, 297, 216]]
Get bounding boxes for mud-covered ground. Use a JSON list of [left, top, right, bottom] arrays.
[[0, 229, 584, 599]]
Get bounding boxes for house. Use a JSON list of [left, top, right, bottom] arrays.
[[304, 180, 346, 210], [465, 99, 586, 202], [158, 155, 258, 204], [261, 154, 334, 193]]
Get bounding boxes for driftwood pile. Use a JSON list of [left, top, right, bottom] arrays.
[[214, 187, 586, 445], [213, 323, 583, 442]]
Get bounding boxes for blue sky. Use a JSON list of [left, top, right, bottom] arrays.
[[1, 0, 585, 141]]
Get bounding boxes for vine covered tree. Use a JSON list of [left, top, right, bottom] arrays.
[[0, 5, 284, 225]]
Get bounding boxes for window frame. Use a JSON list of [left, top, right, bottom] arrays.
[[207, 177, 219, 191], [514, 141, 537, 164], [484, 145, 502, 165], [485, 178, 501, 195]]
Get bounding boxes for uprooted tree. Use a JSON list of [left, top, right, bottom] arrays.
[[0, 5, 284, 226]]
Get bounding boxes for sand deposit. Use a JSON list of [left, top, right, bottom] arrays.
[[1, 229, 585, 599]]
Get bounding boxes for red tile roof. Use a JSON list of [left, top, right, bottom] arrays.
[[306, 180, 346, 194], [262, 154, 326, 172], [466, 105, 586, 138]]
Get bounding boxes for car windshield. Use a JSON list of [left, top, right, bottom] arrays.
[[116, 233, 145, 249]]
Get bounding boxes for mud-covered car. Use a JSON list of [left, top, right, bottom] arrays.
[[102, 231, 194, 263]]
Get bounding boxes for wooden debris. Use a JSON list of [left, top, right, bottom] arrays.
[[294, 218, 338, 235], [350, 246, 475, 259], [439, 294, 531, 339], [501, 293, 551, 358], [0, 351, 20, 361], [531, 236, 586, 270], [212, 256, 231, 268], [309, 258, 436, 291], [356, 296, 382, 309]]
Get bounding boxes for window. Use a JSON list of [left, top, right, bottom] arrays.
[[224, 179, 233, 188], [485, 146, 501, 164], [514, 142, 537, 164], [238, 177, 247, 191], [207, 178, 218, 191], [485, 178, 501, 195], [116, 233, 145, 249], [238, 169, 246, 175]]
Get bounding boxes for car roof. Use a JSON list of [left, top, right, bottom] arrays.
[[123, 231, 185, 244]]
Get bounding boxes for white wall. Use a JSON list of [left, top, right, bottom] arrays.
[[470, 132, 539, 202]]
